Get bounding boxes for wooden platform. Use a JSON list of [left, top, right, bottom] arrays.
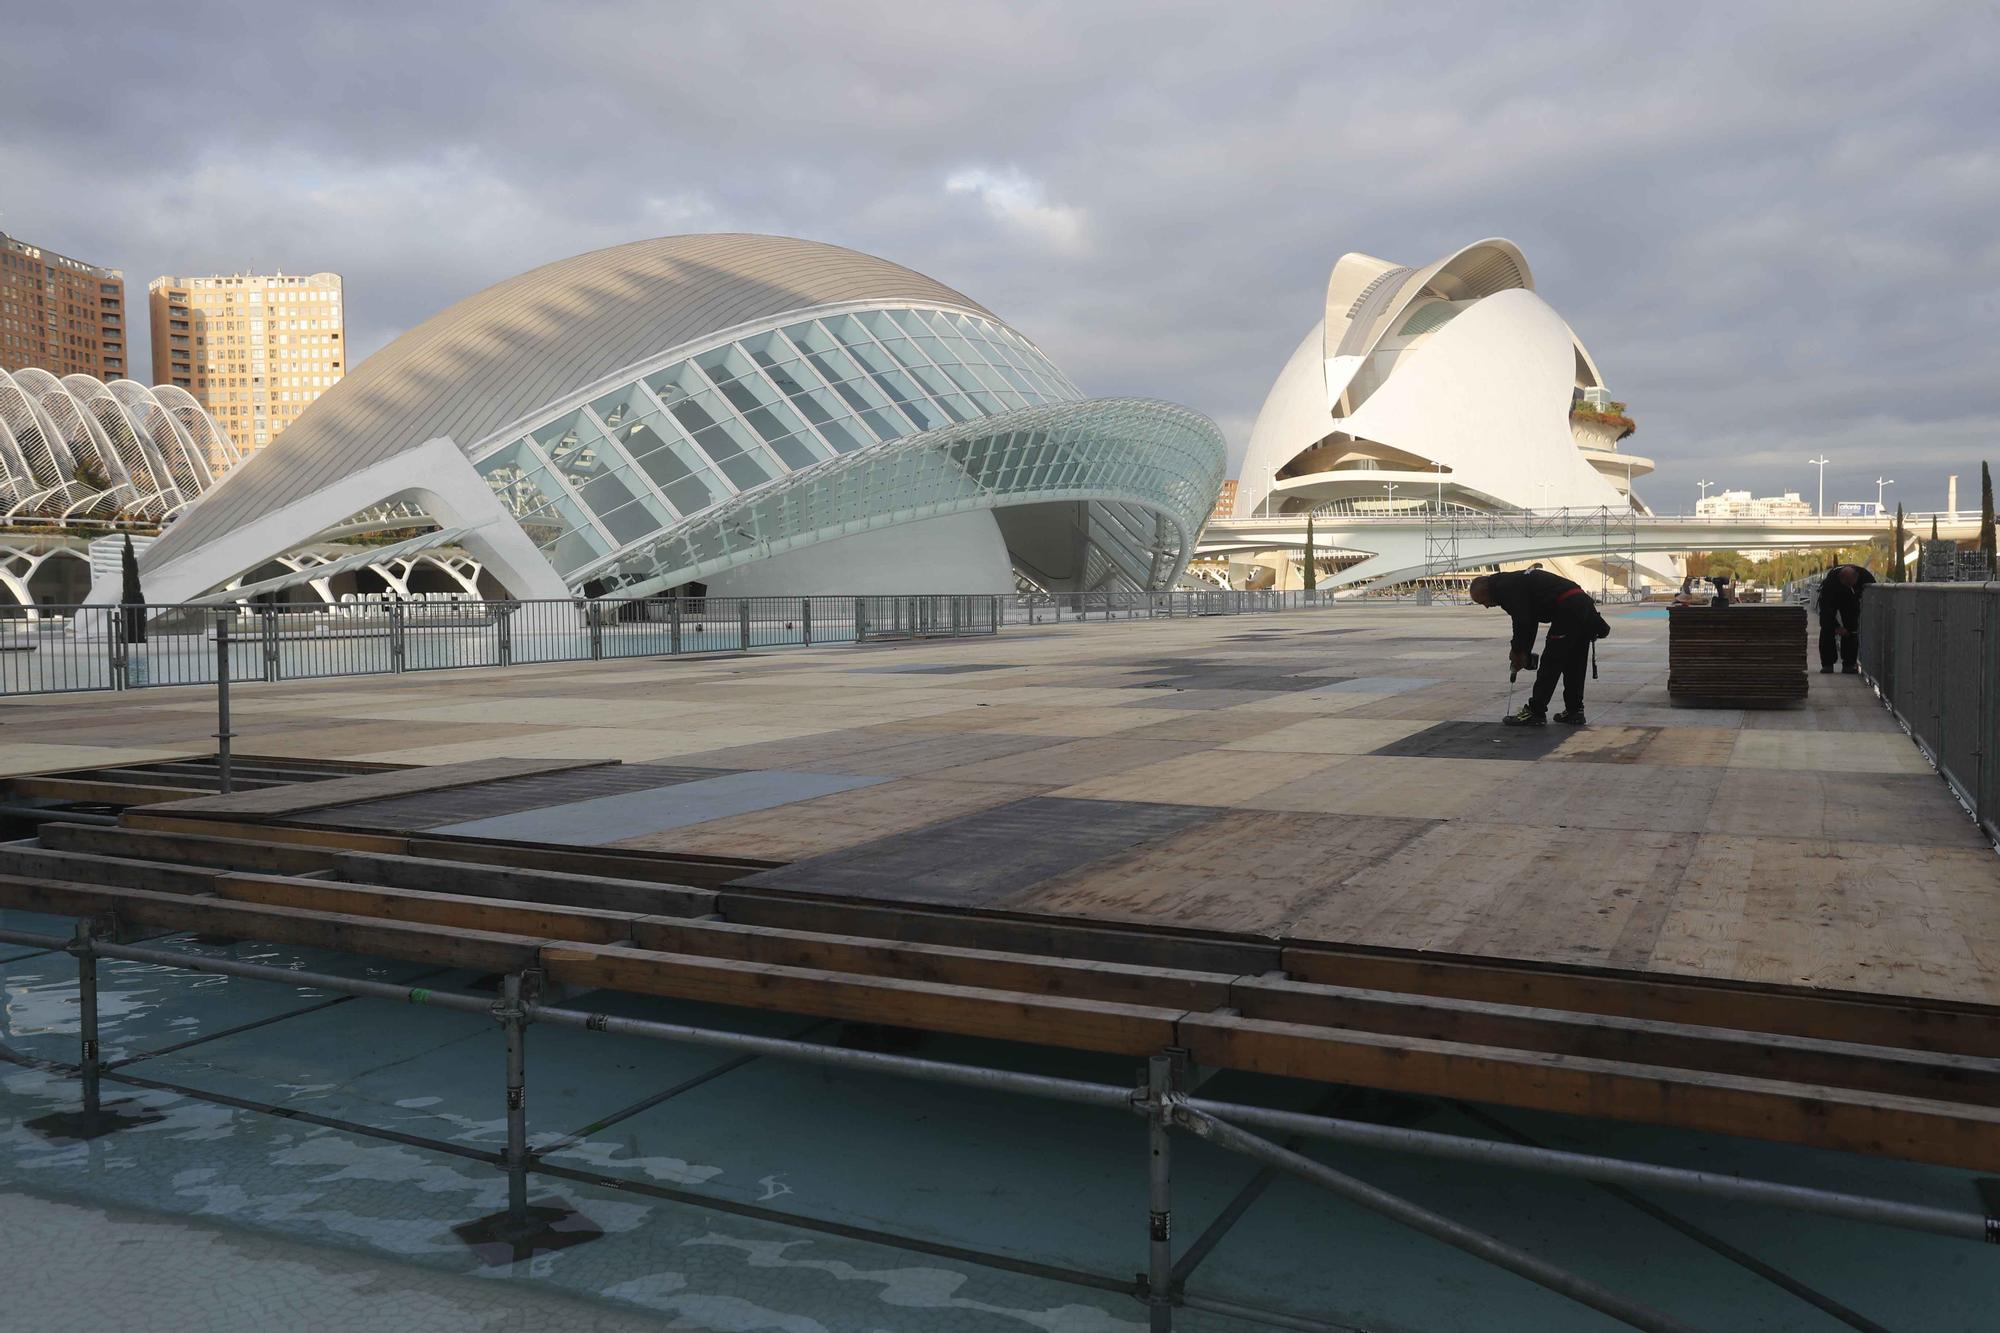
[[3, 604, 1998, 1171]]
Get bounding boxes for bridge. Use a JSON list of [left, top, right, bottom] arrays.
[[1196, 508, 1979, 590]]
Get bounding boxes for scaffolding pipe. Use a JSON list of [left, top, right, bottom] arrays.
[[1172, 1105, 1705, 1333], [1179, 1096, 1994, 1245], [500, 972, 529, 1227], [523, 1001, 1137, 1110], [71, 921, 99, 1120], [0, 925, 1990, 1250], [1145, 1053, 1174, 1331]]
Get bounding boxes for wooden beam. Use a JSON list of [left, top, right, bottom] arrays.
[[331, 853, 716, 918], [0, 875, 545, 973], [7, 776, 198, 806], [631, 916, 1237, 1010], [407, 838, 770, 891], [717, 892, 1282, 977], [1280, 946, 2000, 1059], [1179, 1013, 2000, 1173], [215, 875, 642, 945], [0, 845, 225, 896], [1231, 977, 2000, 1107], [119, 812, 409, 855], [543, 942, 1183, 1055], [37, 823, 341, 876]]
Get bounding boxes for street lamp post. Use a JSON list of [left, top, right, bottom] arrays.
[[1808, 455, 1829, 517], [1876, 476, 1894, 513], [1697, 478, 1713, 512], [1434, 460, 1445, 514], [1382, 482, 1398, 512]]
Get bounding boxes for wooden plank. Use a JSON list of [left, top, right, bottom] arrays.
[[119, 812, 410, 855], [0, 875, 545, 973], [1180, 1012, 2000, 1173], [718, 891, 1282, 976], [1280, 945, 2000, 1059], [406, 837, 772, 891], [542, 942, 1183, 1055], [332, 853, 716, 918], [215, 875, 642, 945], [1231, 977, 2000, 1106], [7, 776, 199, 806], [155, 757, 621, 817], [37, 823, 341, 876], [631, 916, 1237, 1010], [0, 845, 224, 896]]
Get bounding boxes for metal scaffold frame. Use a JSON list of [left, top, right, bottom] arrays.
[[2, 922, 1992, 1333]]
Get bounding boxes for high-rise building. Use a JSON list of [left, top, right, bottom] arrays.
[[148, 270, 344, 451], [0, 230, 127, 379]]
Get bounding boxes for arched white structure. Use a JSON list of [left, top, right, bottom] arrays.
[[1237, 238, 1653, 523], [0, 368, 238, 521], [108, 234, 1225, 605]]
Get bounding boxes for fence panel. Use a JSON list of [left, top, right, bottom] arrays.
[[1860, 583, 2000, 846], [0, 588, 1342, 697]]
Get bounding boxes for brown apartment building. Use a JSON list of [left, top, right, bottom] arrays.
[[149, 270, 344, 452], [0, 231, 127, 378]]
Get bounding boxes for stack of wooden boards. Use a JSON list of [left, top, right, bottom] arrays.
[[1, 807, 1997, 1173], [1668, 605, 1809, 707]]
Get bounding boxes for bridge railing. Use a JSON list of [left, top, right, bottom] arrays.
[[1859, 582, 2000, 846]]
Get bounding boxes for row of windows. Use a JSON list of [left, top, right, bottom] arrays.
[[476, 306, 1078, 576]]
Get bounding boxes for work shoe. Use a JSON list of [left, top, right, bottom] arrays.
[[1842, 665, 1859, 675], [1502, 706, 1547, 727], [1553, 709, 1586, 725], [1820, 665, 1834, 674]]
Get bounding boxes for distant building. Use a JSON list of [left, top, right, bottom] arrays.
[[1836, 501, 1882, 517], [148, 271, 344, 453], [0, 230, 126, 380], [1210, 479, 1238, 523], [1696, 489, 1812, 519]]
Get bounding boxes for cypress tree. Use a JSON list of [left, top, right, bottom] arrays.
[[120, 534, 147, 644], [1302, 513, 1317, 592], [1981, 461, 1996, 577], [1892, 504, 1906, 583]]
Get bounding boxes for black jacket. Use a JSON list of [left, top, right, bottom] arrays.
[[1486, 570, 1588, 654], [1818, 565, 1876, 617]]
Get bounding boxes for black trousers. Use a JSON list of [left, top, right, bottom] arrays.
[[1820, 606, 1859, 669], [1528, 602, 1596, 713]]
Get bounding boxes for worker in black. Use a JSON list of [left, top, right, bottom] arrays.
[[1817, 564, 1876, 674], [1469, 570, 1609, 726]]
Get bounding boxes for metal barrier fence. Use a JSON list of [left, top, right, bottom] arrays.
[[3, 919, 1990, 1333], [0, 590, 1343, 695], [1005, 588, 1335, 624], [1858, 582, 2000, 845]]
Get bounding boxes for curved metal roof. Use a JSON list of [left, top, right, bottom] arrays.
[[149, 233, 996, 565]]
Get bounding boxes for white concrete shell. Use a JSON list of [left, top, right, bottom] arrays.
[[1237, 238, 1646, 522], [110, 234, 1225, 604]]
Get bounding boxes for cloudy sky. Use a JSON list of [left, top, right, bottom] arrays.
[[4, 1, 1995, 512]]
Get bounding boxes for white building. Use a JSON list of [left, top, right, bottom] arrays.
[[100, 235, 1226, 606], [1695, 490, 1813, 520], [1227, 238, 1669, 590]]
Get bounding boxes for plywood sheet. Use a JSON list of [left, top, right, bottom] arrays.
[[1289, 822, 1703, 970], [736, 796, 1226, 906], [1005, 811, 1438, 935], [620, 777, 1049, 859]]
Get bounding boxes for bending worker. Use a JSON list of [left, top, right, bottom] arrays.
[[1817, 563, 1876, 675], [1469, 569, 1610, 726]]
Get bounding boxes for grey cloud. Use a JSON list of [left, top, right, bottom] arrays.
[[2, 0, 1994, 511]]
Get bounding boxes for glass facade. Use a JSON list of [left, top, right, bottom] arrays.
[[594, 397, 1226, 598], [469, 306, 1083, 583]]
